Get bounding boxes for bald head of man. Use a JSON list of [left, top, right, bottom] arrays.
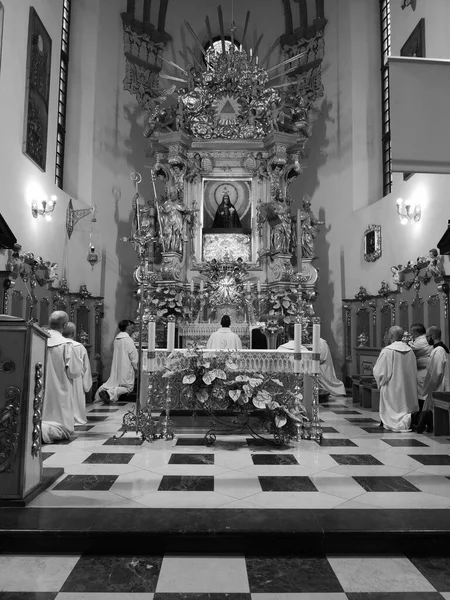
[[426, 326, 442, 344], [389, 325, 404, 342], [49, 311, 69, 332]]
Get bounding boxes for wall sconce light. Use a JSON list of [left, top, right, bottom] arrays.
[[401, 0, 417, 11], [396, 197, 421, 225], [31, 196, 57, 221]]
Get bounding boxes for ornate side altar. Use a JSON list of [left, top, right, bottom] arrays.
[[119, 8, 326, 443]]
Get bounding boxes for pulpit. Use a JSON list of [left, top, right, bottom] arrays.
[[0, 317, 62, 505]]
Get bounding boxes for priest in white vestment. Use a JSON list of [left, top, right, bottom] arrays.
[[42, 311, 83, 444], [206, 315, 242, 350], [422, 326, 450, 412], [373, 326, 418, 432], [63, 322, 93, 425], [318, 338, 346, 396], [95, 320, 138, 403], [409, 322, 432, 407]]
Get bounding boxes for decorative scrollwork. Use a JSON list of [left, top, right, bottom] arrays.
[[0, 386, 21, 473], [31, 362, 43, 458]]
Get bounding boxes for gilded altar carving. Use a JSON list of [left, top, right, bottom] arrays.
[[31, 362, 43, 458], [0, 386, 21, 473]]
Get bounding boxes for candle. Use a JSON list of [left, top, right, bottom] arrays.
[[312, 323, 320, 354], [147, 319, 156, 372], [294, 322, 302, 375], [297, 208, 302, 267], [200, 280, 204, 292], [190, 281, 194, 294], [246, 281, 251, 293], [167, 320, 175, 351], [257, 281, 261, 293]]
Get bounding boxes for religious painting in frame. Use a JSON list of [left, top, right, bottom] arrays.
[[201, 178, 254, 263], [22, 7, 52, 172], [363, 224, 381, 262], [401, 18, 425, 181], [0, 3, 4, 76]]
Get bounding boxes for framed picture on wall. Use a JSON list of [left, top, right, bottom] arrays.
[[401, 18, 425, 181], [22, 7, 52, 172], [363, 224, 382, 262]]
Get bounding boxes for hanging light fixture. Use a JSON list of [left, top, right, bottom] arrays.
[[86, 205, 101, 269]]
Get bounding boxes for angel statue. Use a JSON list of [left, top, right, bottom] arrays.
[[167, 161, 186, 201], [185, 152, 202, 184], [157, 195, 193, 255]]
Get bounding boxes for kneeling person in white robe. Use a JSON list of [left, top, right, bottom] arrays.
[[63, 322, 93, 425], [318, 338, 346, 396], [206, 315, 242, 350], [373, 325, 418, 432], [95, 320, 138, 403], [42, 311, 83, 443]]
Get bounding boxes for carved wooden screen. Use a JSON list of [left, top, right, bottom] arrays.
[[39, 297, 50, 326], [76, 305, 89, 341], [428, 294, 440, 329], [380, 306, 392, 347], [398, 301, 409, 332], [356, 309, 370, 345], [11, 290, 23, 317], [412, 296, 424, 325]]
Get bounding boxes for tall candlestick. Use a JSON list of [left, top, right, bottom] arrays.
[[257, 280, 261, 293], [294, 321, 302, 374], [190, 280, 194, 293], [312, 323, 320, 354], [296, 208, 302, 268], [147, 318, 156, 372], [200, 280, 204, 292], [167, 319, 175, 351], [246, 281, 251, 293]]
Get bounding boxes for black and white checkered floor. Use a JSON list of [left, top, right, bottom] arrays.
[[1, 552, 450, 597], [35, 396, 450, 509]]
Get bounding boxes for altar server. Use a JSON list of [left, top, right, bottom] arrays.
[[409, 323, 432, 408], [63, 322, 92, 425], [207, 315, 242, 350], [318, 338, 346, 396], [95, 320, 138, 403], [277, 325, 307, 353], [417, 326, 450, 433], [42, 311, 83, 443], [373, 325, 418, 432]]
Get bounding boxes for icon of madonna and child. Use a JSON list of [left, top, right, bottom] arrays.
[[203, 181, 251, 233]]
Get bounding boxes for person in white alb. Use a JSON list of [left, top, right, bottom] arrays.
[[409, 322, 432, 410], [373, 325, 418, 432], [42, 311, 83, 444], [95, 320, 138, 403], [318, 338, 346, 396], [206, 315, 242, 350], [417, 326, 450, 434], [62, 322, 93, 425], [277, 325, 308, 353]]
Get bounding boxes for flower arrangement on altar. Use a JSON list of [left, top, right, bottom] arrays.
[[266, 287, 301, 322], [161, 347, 309, 442], [150, 285, 191, 321]]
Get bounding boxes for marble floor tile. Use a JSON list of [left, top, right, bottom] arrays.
[[56, 594, 153, 599], [409, 454, 450, 465], [372, 450, 424, 470], [42, 450, 92, 468], [246, 556, 343, 593], [405, 474, 450, 498], [352, 491, 450, 509], [60, 555, 163, 593], [213, 452, 255, 471], [86, 416, 109, 422], [382, 439, 429, 447], [132, 490, 234, 508], [330, 454, 383, 466], [251, 454, 299, 465], [328, 556, 436, 593], [0, 555, 80, 592], [1, 594, 60, 600], [258, 476, 317, 492], [249, 491, 345, 509], [318, 439, 358, 447], [353, 476, 421, 492], [53, 474, 118, 491], [61, 463, 140, 476], [148, 464, 230, 477], [103, 437, 144, 446], [153, 594, 250, 600], [74, 425, 96, 431], [83, 452, 134, 464], [330, 410, 362, 415], [28, 490, 126, 508], [42, 452, 55, 461], [310, 473, 366, 500], [88, 408, 119, 413], [158, 475, 214, 491], [156, 555, 249, 593], [251, 594, 347, 600], [346, 418, 379, 423], [109, 470, 163, 499], [408, 556, 450, 592], [214, 471, 262, 499], [168, 453, 214, 465]]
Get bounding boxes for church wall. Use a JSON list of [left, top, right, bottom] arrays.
[[0, 0, 99, 303], [290, 0, 450, 375]]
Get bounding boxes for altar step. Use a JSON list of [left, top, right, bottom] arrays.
[[1, 506, 450, 555]]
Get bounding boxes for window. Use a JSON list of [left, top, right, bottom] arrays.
[[379, 0, 392, 196], [205, 37, 240, 66], [55, 0, 71, 189]]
